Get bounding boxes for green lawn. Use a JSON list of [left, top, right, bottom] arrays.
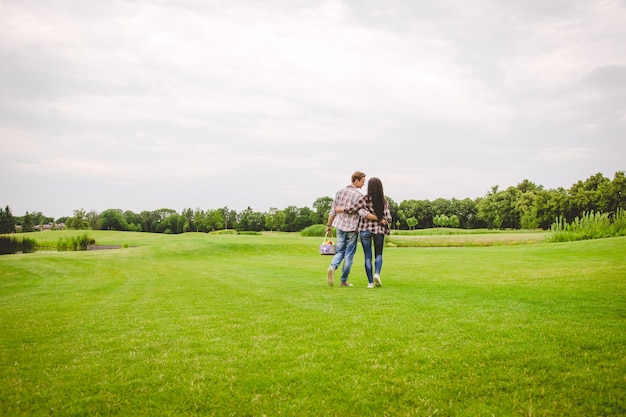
[[388, 230, 548, 247], [1, 231, 625, 416]]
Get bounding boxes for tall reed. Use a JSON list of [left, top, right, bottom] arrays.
[[549, 209, 625, 242], [55, 234, 95, 251]]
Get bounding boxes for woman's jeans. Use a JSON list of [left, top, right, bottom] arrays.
[[360, 230, 385, 283], [330, 230, 358, 283]]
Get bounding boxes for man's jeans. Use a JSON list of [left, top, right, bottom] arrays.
[[360, 230, 385, 283], [330, 230, 358, 282]]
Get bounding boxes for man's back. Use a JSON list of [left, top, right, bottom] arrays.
[[330, 185, 362, 232]]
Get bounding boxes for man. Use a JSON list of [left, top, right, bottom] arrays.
[[325, 171, 366, 287]]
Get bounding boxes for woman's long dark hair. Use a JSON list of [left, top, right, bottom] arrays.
[[367, 177, 386, 221]]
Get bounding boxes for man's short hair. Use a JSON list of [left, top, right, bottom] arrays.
[[352, 171, 366, 183]]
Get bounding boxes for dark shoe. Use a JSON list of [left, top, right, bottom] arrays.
[[340, 281, 353, 287]]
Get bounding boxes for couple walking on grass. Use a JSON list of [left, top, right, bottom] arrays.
[[325, 171, 392, 288]]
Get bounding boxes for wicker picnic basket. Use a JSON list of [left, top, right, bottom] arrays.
[[319, 231, 336, 255]]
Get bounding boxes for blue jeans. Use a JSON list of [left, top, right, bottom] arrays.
[[360, 230, 385, 283], [330, 230, 358, 282]]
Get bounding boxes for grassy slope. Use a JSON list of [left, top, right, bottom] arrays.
[[1, 231, 625, 416]]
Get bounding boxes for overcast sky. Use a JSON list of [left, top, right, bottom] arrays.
[[1, 0, 625, 219]]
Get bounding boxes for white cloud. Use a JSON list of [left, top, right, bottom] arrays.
[[538, 147, 592, 162]]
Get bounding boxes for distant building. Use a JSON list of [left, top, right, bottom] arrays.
[[17, 223, 66, 232]]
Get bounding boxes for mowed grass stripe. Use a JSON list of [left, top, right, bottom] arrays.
[[0, 232, 624, 416]]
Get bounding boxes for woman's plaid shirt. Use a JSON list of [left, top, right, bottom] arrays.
[[345, 195, 392, 235]]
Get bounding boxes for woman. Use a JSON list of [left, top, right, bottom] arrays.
[[335, 177, 392, 288]]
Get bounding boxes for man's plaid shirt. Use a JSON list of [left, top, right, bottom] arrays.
[[329, 184, 363, 232]]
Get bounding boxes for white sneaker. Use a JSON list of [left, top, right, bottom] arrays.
[[374, 273, 382, 287], [327, 266, 335, 287], [367, 282, 375, 288]]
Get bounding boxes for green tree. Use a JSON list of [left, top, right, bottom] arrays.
[[516, 179, 541, 193], [450, 198, 478, 228], [219, 207, 238, 230], [282, 206, 298, 232], [295, 206, 315, 231], [516, 192, 539, 229], [21, 211, 35, 232], [568, 173, 610, 219], [432, 198, 453, 217], [152, 209, 178, 233], [159, 213, 187, 234], [237, 207, 265, 232], [312, 197, 333, 225], [193, 209, 207, 232], [0, 205, 16, 234], [123, 210, 143, 230], [477, 187, 501, 229], [536, 187, 570, 228], [386, 196, 399, 229], [265, 208, 285, 231], [499, 186, 522, 228], [433, 214, 447, 227], [100, 209, 128, 231], [181, 208, 195, 232], [432, 214, 459, 228], [448, 214, 460, 228], [66, 209, 89, 230], [398, 200, 431, 229], [515, 180, 542, 229], [604, 171, 626, 214], [205, 209, 224, 231], [139, 210, 159, 233], [477, 186, 521, 229], [86, 210, 100, 230]]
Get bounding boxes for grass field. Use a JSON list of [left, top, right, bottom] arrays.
[[1, 231, 625, 416], [387, 229, 548, 247]]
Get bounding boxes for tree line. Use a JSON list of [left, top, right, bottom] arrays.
[[1, 171, 624, 234]]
